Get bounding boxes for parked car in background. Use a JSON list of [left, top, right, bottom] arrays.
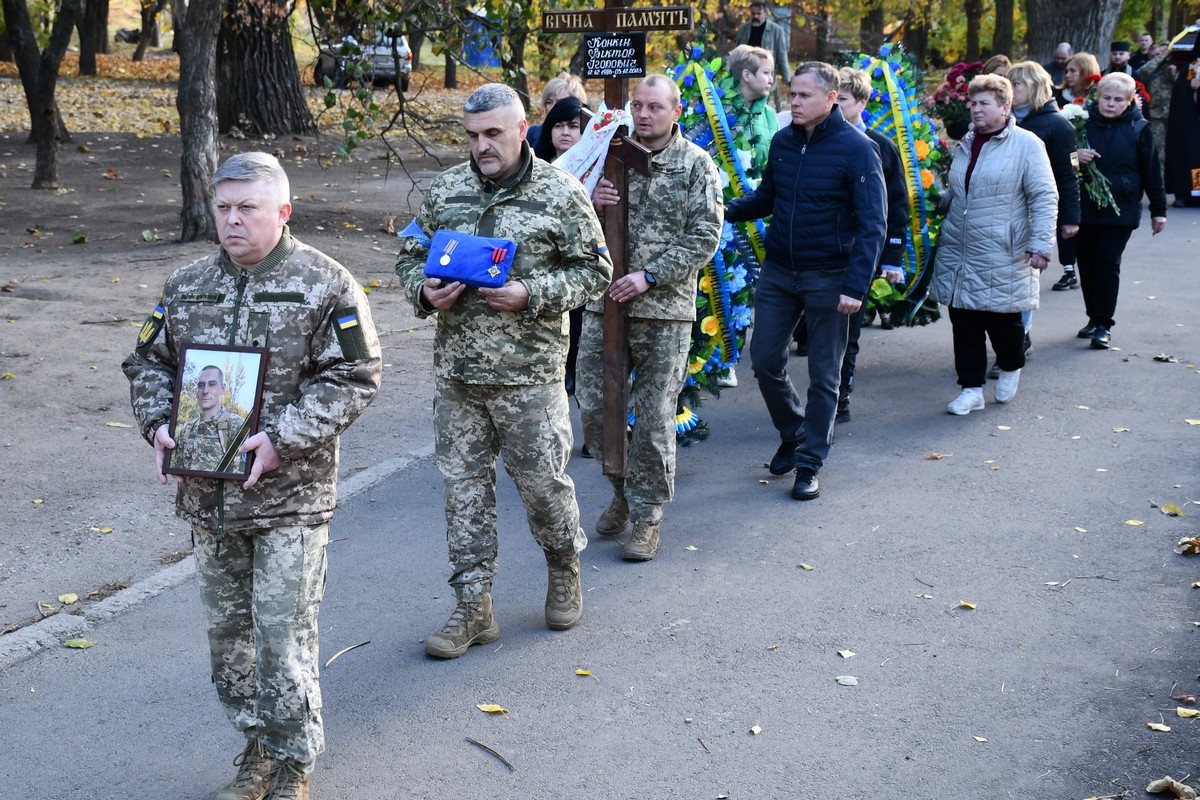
[[314, 31, 412, 91]]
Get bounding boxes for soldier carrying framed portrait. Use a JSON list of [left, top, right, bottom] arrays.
[[165, 343, 269, 480]]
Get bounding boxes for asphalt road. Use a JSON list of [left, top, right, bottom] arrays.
[[1, 208, 1198, 800]]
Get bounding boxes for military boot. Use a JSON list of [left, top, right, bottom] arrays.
[[216, 740, 274, 800], [264, 759, 310, 800], [545, 553, 583, 630], [622, 520, 660, 561], [424, 594, 500, 659], [595, 493, 630, 537]]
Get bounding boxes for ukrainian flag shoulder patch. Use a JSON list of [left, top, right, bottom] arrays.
[[333, 305, 369, 361]]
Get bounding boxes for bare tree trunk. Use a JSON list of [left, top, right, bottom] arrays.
[[1026, 0, 1124, 63], [992, 0, 1014, 56], [814, 4, 831, 61], [408, 28, 423, 71], [216, 0, 315, 136], [500, 26, 529, 110], [903, 6, 929, 68], [133, 0, 168, 60], [444, 52, 456, 88], [964, 0, 982, 61], [3, 0, 78, 188], [175, 0, 220, 242], [859, 0, 884, 54]]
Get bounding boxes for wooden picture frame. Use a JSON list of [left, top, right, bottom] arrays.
[[164, 343, 270, 480]]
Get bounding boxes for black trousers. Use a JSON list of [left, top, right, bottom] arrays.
[[1075, 224, 1134, 328], [1057, 226, 1077, 268], [949, 306, 1026, 388]]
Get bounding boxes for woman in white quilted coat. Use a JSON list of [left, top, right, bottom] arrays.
[[932, 73, 1058, 416]]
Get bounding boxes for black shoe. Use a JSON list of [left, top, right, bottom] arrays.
[[1024, 331, 1032, 358], [1077, 323, 1098, 339], [1052, 271, 1077, 291], [878, 311, 894, 330], [580, 443, 593, 459], [987, 361, 1000, 380], [1090, 325, 1111, 349], [791, 468, 820, 501], [835, 396, 850, 423], [768, 440, 801, 475]]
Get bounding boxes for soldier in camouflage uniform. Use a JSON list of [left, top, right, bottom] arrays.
[[578, 75, 724, 561], [1135, 42, 1174, 184], [395, 84, 612, 659], [174, 365, 246, 472], [122, 152, 382, 800]]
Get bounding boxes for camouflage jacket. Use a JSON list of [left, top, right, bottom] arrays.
[[585, 128, 724, 321], [174, 407, 246, 473], [122, 229, 383, 532], [396, 145, 612, 385]]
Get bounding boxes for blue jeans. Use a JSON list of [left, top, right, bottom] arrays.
[[750, 263, 850, 473]]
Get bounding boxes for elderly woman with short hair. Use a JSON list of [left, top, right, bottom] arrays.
[[932, 74, 1058, 415], [1073, 72, 1167, 350]]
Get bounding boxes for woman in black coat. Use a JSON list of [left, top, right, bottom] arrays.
[[1074, 73, 1168, 350], [1010, 62, 1081, 295]]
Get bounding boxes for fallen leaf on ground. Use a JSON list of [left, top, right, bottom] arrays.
[[1147, 721, 1172, 732], [683, 545, 698, 551], [32, 499, 43, 505], [1175, 707, 1200, 718], [835, 675, 858, 686], [798, 563, 814, 571], [1175, 694, 1198, 704], [923, 452, 951, 460], [766, 643, 782, 651], [1160, 504, 1184, 517], [749, 724, 762, 735], [1, 372, 15, 379], [574, 669, 591, 676], [1153, 354, 1179, 363], [1076, 405, 1090, 410], [57, 593, 78, 604], [105, 421, 133, 428], [1075, 527, 1088, 533], [973, 736, 988, 742], [959, 600, 977, 609], [1113, 427, 1130, 432], [996, 425, 1011, 431], [1125, 520, 1144, 526], [1186, 420, 1200, 426], [1146, 775, 1197, 799], [837, 649, 855, 659], [916, 594, 933, 599], [63, 638, 94, 649], [476, 704, 508, 714]]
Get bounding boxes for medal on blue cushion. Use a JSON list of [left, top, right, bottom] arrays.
[[439, 237, 458, 267], [488, 246, 505, 279]]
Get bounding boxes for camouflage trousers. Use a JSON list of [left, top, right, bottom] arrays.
[[192, 522, 328, 769], [434, 379, 587, 603], [576, 312, 691, 523]]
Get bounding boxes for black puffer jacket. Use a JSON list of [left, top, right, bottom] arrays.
[[1081, 103, 1167, 227], [726, 105, 886, 301], [1019, 99, 1081, 226]]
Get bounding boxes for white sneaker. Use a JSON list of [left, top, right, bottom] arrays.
[[716, 368, 738, 388], [947, 388, 985, 415], [994, 369, 1020, 404]]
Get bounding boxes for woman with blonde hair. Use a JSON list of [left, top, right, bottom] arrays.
[[528, 72, 588, 150], [1055, 52, 1101, 107], [1007, 61, 1080, 299], [1073, 72, 1167, 349]]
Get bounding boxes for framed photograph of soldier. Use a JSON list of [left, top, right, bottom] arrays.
[[164, 343, 269, 480]]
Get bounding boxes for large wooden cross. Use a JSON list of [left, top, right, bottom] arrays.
[[542, 0, 694, 478]]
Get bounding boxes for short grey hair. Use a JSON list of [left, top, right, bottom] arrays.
[[464, 83, 526, 123], [793, 61, 839, 94], [210, 152, 290, 206]]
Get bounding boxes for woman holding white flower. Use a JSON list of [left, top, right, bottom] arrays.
[[1073, 72, 1167, 350]]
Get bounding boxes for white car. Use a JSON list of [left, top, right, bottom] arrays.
[[314, 32, 412, 91]]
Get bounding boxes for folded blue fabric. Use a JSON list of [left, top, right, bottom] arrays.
[[423, 229, 518, 289]]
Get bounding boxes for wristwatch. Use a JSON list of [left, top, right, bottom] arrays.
[[643, 271, 657, 288]]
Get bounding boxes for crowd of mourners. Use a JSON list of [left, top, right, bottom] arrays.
[[120, 8, 1200, 799]]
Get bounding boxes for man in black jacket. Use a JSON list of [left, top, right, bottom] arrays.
[[832, 67, 909, 423], [726, 61, 886, 501]]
